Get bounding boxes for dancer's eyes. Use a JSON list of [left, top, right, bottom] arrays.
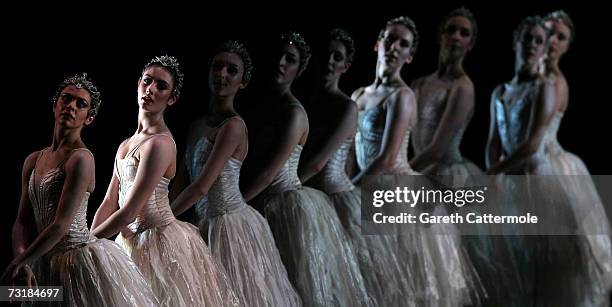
[[212, 62, 223, 72], [445, 25, 471, 38], [61, 93, 73, 102], [76, 98, 89, 109], [156, 81, 169, 91], [535, 37, 544, 45], [524, 33, 544, 46], [332, 51, 345, 62], [60, 93, 88, 108], [285, 54, 298, 64], [227, 65, 239, 75], [558, 33, 567, 42], [384, 34, 410, 49]]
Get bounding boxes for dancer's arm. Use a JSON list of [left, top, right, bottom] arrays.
[[92, 136, 175, 238], [172, 118, 244, 216]]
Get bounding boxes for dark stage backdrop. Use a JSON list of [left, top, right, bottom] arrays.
[[3, 1, 607, 270]]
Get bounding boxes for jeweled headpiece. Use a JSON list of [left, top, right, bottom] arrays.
[[52, 72, 101, 117], [214, 40, 254, 82], [379, 16, 419, 56], [280, 31, 311, 74], [143, 55, 184, 97]]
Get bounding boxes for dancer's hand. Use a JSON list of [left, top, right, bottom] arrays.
[[1, 257, 36, 287], [14, 264, 37, 288]]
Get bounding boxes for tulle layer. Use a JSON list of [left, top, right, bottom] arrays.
[[116, 219, 239, 307]]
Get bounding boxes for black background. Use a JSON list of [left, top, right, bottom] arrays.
[[3, 1, 607, 272]]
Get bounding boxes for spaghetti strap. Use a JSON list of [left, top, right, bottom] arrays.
[[209, 116, 248, 143], [288, 102, 308, 122], [227, 116, 249, 158], [356, 86, 402, 110], [216, 115, 241, 128], [224, 116, 248, 139], [208, 116, 249, 159], [33, 148, 46, 169], [126, 133, 175, 159], [379, 87, 402, 109], [71, 148, 93, 155], [235, 116, 249, 155], [126, 135, 156, 158], [353, 87, 366, 101], [160, 133, 177, 152], [31, 149, 47, 185], [116, 134, 174, 181], [56, 148, 93, 169]]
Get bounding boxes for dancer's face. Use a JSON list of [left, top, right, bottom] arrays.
[[321, 39, 350, 81], [209, 51, 247, 96], [274, 43, 301, 85], [440, 16, 474, 60], [376, 24, 414, 71], [54, 85, 94, 128], [138, 65, 176, 112], [545, 19, 571, 61], [517, 25, 547, 68]]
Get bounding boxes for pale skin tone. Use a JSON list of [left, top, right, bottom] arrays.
[[170, 51, 248, 216], [410, 16, 476, 171], [299, 39, 357, 183], [544, 18, 572, 114], [240, 43, 309, 202], [486, 25, 556, 174], [2, 86, 96, 286], [91, 65, 177, 238], [351, 23, 417, 184]]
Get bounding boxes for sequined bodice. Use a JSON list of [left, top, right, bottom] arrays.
[[309, 139, 355, 194], [356, 102, 412, 174], [185, 137, 209, 219], [265, 145, 303, 194], [413, 88, 464, 162], [190, 137, 246, 218], [495, 82, 535, 156], [115, 136, 175, 233], [28, 152, 93, 253], [495, 81, 563, 160]]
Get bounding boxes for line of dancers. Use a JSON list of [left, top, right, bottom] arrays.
[[4, 8, 612, 307]]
